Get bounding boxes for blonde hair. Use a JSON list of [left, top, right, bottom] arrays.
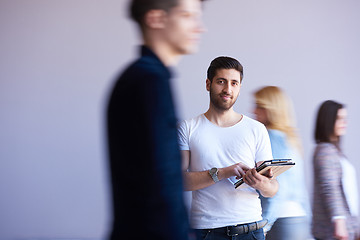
[[254, 86, 303, 154]]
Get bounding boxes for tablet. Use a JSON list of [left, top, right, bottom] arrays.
[[234, 159, 295, 189]]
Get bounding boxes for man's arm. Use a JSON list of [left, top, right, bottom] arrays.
[[243, 168, 279, 197], [181, 150, 250, 191]]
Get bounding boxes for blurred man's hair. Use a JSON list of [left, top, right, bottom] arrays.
[[129, 0, 205, 27], [130, 0, 178, 26]]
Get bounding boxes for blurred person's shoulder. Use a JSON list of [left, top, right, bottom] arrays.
[[268, 129, 286, 140], [314, 142, 338, 157], [268, 129, 287, 147], [316, 142, 336, 151], [120, 46, 170, 83]]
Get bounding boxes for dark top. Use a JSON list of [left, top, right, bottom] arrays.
[[107, 46, 189, 240]]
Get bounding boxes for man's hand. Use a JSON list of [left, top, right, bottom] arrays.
[[218, 162, 250, 180], [243, 168, 272, 189], [243, 167, 278, 197], [181, 150, 252, 191]]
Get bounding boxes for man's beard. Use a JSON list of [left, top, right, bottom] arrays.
[[209, 88, 238, 111]]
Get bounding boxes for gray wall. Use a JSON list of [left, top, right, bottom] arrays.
[[0, 0, 359, 239]]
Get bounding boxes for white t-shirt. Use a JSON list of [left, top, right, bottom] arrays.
[[178, 114, 273, 229]]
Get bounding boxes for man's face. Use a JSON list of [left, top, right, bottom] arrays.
[[162, 0, 204, 55], [207, 68, 242, 111]]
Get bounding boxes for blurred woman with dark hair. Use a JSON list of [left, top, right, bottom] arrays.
[[312, 100, 359, 240]]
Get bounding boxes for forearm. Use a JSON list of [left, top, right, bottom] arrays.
[[183, 167, 236, 191], [183, 171, 214, 191], [258, 179, 279, 198]]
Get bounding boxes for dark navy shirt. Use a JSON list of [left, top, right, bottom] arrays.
[[107, 46, 189, 240]]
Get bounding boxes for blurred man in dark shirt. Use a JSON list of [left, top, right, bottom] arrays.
[[107, 0, 205, 239]]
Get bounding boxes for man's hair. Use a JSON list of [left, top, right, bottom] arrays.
[[129, 0, 179, 26], [314, 100, 344, 144], [207, 56, 244, 82]]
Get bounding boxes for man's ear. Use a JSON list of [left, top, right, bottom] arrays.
[[144, 9, 167, 29], [206, 79, 211, 91]]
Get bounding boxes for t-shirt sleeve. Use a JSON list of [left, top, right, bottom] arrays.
[[255, 124, 273, 163], [177, 120, 190, 151]]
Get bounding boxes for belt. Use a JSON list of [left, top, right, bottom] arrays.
[[207, 219, 268, 236]]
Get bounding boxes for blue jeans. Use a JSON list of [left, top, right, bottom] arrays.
[[195, 228, 265, 240]]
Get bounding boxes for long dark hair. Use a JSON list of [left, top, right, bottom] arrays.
[[314, 100, 344, 147]]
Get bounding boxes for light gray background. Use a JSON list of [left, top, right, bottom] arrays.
[[1, 0, 359, 239]]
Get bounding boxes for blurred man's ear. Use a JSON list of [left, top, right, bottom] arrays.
[[144, 10, 167, 29]]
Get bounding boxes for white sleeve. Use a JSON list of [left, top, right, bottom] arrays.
[[177, 120, 190, 151]]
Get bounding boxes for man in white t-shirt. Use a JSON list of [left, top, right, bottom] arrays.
[[178, 56, 279, 240]]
